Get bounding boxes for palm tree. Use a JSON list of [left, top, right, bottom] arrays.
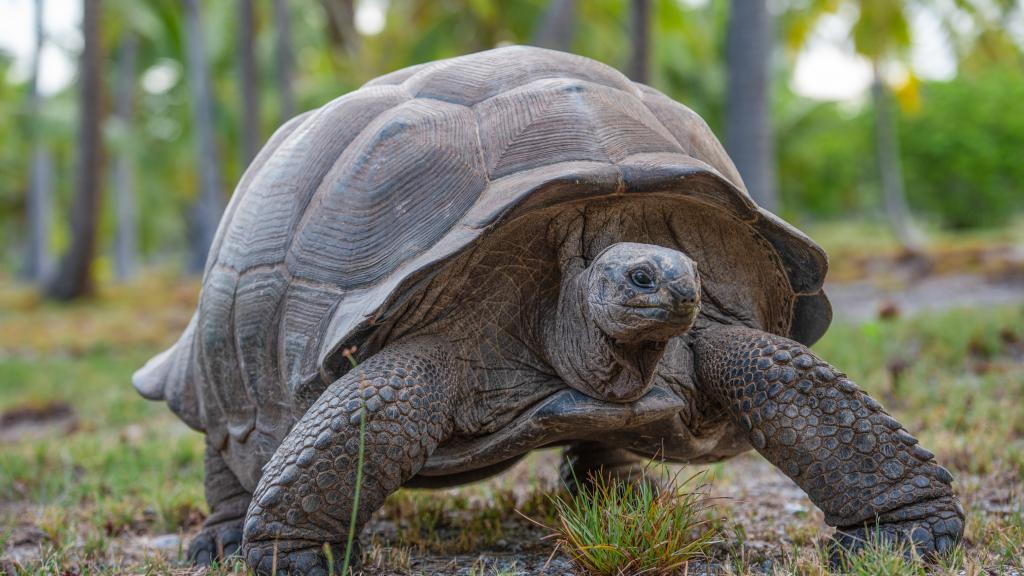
[[851, 0, 922, 250], [273, 0, 296, 120], [725, 0, 778, 212], [782, 0, 923, 249], [627, 0, 650, 84], [869, 60, 920, 250], [183, 0, 225, 273], [112, 32, 139, 280], [533, 0, 575, 52], [22, 0, 51, 283], [238, 0, 261, 165], [322, 0, 358, 56], [46, 0, 105, 299]]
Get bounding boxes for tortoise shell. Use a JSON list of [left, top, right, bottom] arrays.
[[134, 46, 830, 489]]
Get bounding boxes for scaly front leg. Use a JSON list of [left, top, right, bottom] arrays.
[[241, 337, 463, 575], [694, 325, 963, 560]]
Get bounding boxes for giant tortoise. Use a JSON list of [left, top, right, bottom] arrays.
[[134, 46, 963, 574]]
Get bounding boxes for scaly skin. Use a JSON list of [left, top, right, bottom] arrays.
[[241, 337, 462, 575], [694, 325, 964, 559]]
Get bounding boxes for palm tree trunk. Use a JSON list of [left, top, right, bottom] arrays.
[[321, 0, 358, 56], [46, 0, 104, 300], [26, 150, 53, 282], [870, 62, 921, 252], [725, 0, 778, 212], [273, 0, 296, 120], [183, 0, 225, 273], [238, 0, 261, 165], [113, 33, 138, 281], [533, 0, 575, 52], [627, 0, 650, 84], [23, 0, 51, 282]]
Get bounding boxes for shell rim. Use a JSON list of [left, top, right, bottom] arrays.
[[316, 153, 832, 385]]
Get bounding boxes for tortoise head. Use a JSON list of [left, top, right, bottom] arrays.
[[585, 242, 701, 345], [546, 242, 701, 403]]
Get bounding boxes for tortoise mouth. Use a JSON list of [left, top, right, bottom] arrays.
[[592, 300, 700, 345], [603, 301, 699, 324]]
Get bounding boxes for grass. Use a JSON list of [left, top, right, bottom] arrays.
[[814, 306, 1024, 479], [803, 216, 1024, 283], [341, 348, 368, 575], [830, 533, 928, 576], [543, 469, 720, 575], [1, 258, 1023, 573]]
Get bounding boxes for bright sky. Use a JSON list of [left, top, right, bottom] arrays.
[[0, 0, 960, 101], [0, 0, 81, 94], [790, 3, 958, 101]]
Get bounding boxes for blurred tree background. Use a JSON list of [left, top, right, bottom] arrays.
[[1, 0, 1022, 299]]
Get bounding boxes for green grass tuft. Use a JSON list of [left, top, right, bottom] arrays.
[[833, 532, 926, 576], [546, 470, 720, 576]]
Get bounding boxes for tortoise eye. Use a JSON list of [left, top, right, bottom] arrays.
[[629, 269, 655, 289]]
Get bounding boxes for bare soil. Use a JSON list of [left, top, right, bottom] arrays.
[[828, 273, 1024, 322], [0, 400, 78, 444]]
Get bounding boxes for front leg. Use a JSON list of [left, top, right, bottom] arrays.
[[241, 337, 463, 575], [694, 325, 963, 560]]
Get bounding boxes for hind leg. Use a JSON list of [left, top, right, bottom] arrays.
[[560, 441, 659, 494], [188, 442, 251, 565]]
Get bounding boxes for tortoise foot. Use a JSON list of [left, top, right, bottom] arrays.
[[830, 497, 964, 565], [188, 520, 244, 566], [243, 540, 358, 576]]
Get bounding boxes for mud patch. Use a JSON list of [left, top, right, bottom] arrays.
[[827, 273, 1024, 323], [0, 400, 78, 444]]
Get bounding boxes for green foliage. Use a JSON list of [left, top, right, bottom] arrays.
[[0, 56, 26, 229], [851, 0, 910, 61], [776, 97, 874, 219], [899, 67, 1024, 228], [776, 66, 1024, 229], [547, 470, 720, 576], [815, 305, 1024, 476], [779, 0, 840, 54]]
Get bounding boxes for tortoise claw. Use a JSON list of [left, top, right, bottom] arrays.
[[188, 521, 244, 566], [829, 497, 964, 566], [243, 540, 358, 576]]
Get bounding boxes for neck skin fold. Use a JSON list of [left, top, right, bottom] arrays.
[[543, 267, 666, 403]]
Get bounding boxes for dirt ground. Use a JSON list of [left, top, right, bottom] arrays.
[[2, 448, 1021, 574], [2, 237, 1023, 575]]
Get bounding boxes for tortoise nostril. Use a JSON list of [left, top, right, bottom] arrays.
[[667, 284, 697, 304]]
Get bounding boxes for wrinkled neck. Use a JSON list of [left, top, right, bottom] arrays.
[[543, 268, 664, 403]]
